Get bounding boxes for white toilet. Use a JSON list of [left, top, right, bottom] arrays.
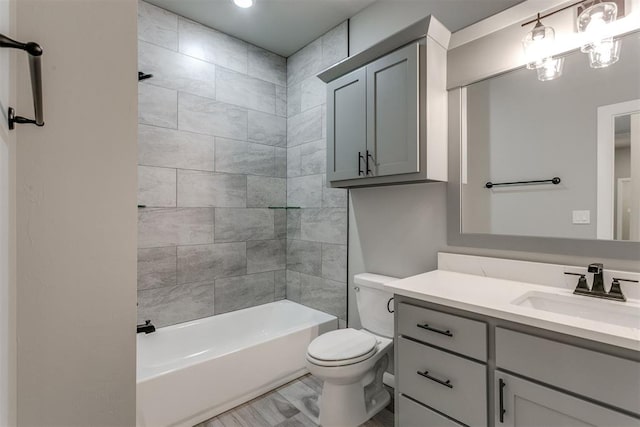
[[305, 273, 397, 427]]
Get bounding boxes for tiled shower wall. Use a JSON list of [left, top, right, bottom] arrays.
[[285, 24, 349, 323], [136, 1, 288, 327]]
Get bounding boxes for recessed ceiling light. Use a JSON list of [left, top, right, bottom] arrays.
[[233, 0, 253, 8]]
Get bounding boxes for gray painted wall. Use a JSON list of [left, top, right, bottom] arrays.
[[285, 23, 349, 324], [16, 0, 137, 424], [137, 1, 288, 327]]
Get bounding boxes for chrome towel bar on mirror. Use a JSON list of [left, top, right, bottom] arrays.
[[0, 32, 44, 129]]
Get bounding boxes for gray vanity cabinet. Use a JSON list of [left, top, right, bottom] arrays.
[[326, 68, 367, 181], [326, 43, 419, 183], [495, 372, 639, 427]]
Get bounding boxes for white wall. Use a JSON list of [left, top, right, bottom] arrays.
[[15, 0, 138, 425], [0, 0, 17, 424]]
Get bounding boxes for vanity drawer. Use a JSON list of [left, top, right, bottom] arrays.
[[398, 395, 464, 427], [398, 302, 487, 361], [496, 328, 640, 415], [398, 337, 487, 426]]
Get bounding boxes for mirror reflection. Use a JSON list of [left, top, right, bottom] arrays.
[[462, 31, 640, 241]]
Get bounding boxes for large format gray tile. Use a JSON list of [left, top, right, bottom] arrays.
[[287, 146, 301, 178], [322, 175, 347, 208], [215, 208, 275, 242], [287, 38, 322, 87], [247, 239, 286, 274], [248, 45, 286, 87], [300, 274, 346, 319], [178, 18, 248, 73], [287, 175, 323, 208], [215, 138, 275, 176], [286, 270, 301, 302], [178, 170, 246, 208], [287, 106, 322, 147], [137, 246, 177, 291], [274, 270, 286, 300], [300, 208, 347, 245], [138, 208, 214, 248], [299, 140, 325, 176], [248, 110, 286, 147], [137, 281, 214, 327], [276, 85, 287, 118], [247, 176, 285, 208], [214, 272, 275, 314], [179, 93, 247, 140], [286, 83, 301, 118], [274, 210, 287, 239], [321, 243, 347, 283], [138, 0, 178, 51], [139, 84, 177, 129], [216, 67, 276, 114], [275, 148, 287, 178], [321, 21, 348, 68], [300, 77, 325, 112], [138, 124, 214, 171], [286, 240, 321, 276], [138, 41, 216, 99], [286, 210, 302, 240], [138, 166, 176, 207], [177, 242, 246, 284]]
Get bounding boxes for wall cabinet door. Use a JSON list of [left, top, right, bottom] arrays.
[[366, 42, 419, 177], [326, 67, 367, 182], [495, 372, 640, 427]]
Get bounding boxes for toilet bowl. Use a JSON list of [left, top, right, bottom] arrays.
[[305, 273, 397, 427]]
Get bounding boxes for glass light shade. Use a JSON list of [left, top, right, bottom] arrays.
[[233, 0, 254, 8], [578, 2, 618, 52], [536, 57, 564, 81], [587, 38, 621, 68], [523, 21, 556, 69]]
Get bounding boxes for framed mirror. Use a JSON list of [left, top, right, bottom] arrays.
[[448, 30, 640, 260]]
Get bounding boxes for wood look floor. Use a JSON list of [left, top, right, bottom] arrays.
[[194, 374, 394, 427]]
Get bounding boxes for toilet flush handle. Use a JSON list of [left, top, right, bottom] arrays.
[[387, 297, 394, 313]]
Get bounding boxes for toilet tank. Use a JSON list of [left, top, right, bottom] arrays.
[[354, 273, 398, 338]]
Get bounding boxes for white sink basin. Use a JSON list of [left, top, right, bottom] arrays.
[[512, 291, 640, 329]]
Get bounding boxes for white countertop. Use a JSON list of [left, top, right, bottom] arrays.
[[385, 270, 640, 351]]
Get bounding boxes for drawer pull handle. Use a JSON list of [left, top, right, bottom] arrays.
[[416, 323, 453, 337], [499, 378, 506, 423], [417, 370, 453, 389]]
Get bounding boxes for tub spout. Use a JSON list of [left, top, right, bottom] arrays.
[[137, 320, 156, 334]]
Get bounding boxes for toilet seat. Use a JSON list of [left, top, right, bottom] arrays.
[[307, 328, 378, 367]]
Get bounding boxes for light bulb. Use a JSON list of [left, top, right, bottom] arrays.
[[578, 2, 617, 52], [233, 0, 253, 8], [522, 20, 556, 70]]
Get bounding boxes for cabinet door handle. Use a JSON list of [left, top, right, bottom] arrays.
[[499, 378, 506, 423], [416, 323, 453, 337], [417, 370, 453, 389], [358, 152, 364, 176], [366, 150, 374, 175]]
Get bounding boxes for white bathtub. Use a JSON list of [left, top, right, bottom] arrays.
[[136, 300, 337, 427]]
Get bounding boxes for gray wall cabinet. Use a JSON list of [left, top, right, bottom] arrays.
[[319, 16, 450, 188], [394, 295, 640, 427]]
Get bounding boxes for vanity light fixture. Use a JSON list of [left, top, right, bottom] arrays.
[[233, 0, 254, 8], [522, 14, 564, 81], [577, 1, 620, 68]]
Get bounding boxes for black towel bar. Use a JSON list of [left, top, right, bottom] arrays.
[[485, 177, 561, 189], [0, 33, 44, 129]]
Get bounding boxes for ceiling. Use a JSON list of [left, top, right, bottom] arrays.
[[147, 0, 525, 57]]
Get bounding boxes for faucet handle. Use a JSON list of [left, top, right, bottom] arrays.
[[587, 263, 603, 274], [608, 278, 639, 302], [565, 272, 590, 295]]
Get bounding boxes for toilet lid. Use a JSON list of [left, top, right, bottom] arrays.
[[307, 328, 377, 362]]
